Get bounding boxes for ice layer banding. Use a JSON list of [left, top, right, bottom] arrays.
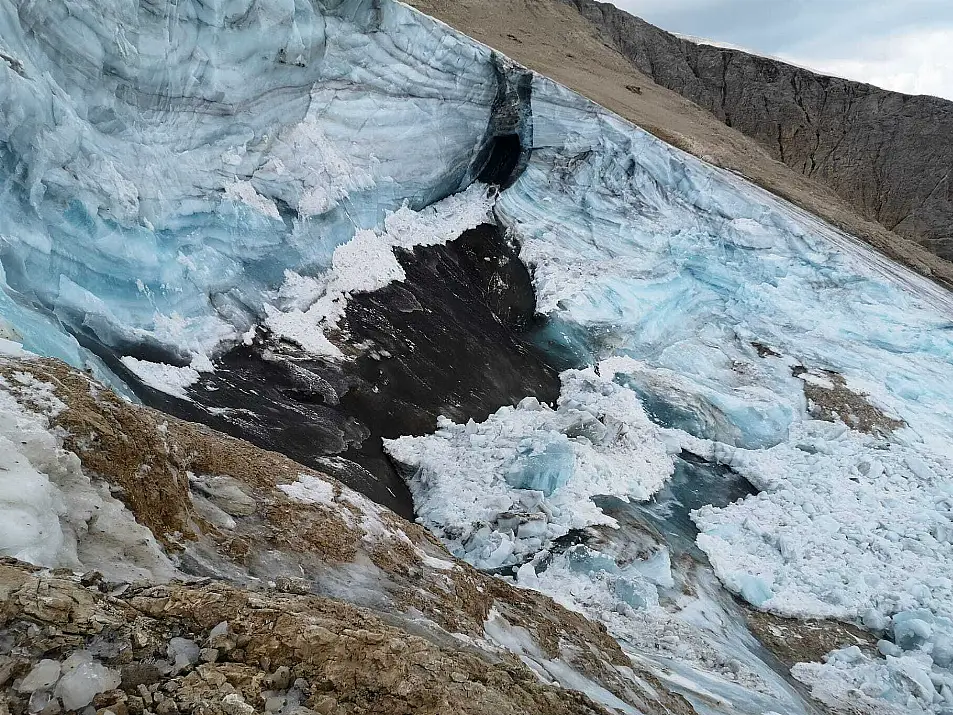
[[3, 1, 953, 714]]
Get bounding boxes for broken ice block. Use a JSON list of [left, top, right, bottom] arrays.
[[505, 439, 574, 496]]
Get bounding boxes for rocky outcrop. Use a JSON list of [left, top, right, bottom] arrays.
[[0, 354, 692, 715], [0, 561, 614, 715], [559, 0, 953, 261]]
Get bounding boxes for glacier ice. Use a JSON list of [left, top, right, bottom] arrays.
[[0, 0, 508, 385], [3, 0, 953, 711]]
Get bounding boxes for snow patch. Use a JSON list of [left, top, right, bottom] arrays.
[[120, 355, 214, 401], [223, 180, 281, 220], [266, 183, 496, 357], [0, 369, 177, 582], [278, 474, 335, 506]]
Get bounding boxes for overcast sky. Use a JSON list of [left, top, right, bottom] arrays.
[[610, 0, 953, 101]]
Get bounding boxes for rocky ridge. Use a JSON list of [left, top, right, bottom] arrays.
[[560, 0, 953, 261]]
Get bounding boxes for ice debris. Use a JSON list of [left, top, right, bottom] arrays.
[[17, 652, 121, 712], [385, 367, 673, 570]]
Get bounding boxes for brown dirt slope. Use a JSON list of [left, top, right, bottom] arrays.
[[405, 0, 953, 291], [562, 0, 953, 261]]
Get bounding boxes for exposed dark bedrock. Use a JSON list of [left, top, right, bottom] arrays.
[[104, 223, 559, 520]]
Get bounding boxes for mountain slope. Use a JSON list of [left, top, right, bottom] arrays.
[[405, 0, 953, 288], [559, 0, 953, 261], [3, 1, 953, 714]]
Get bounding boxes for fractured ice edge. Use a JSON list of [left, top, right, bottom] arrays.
[[0, 0, 952, 713]]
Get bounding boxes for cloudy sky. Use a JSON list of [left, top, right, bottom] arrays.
[[610, 0, 953, 100]]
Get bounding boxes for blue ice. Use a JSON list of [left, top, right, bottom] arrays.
[[505, 438, 575, 496], [0, 0, 499, 373]]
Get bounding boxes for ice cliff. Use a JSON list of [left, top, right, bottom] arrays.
[[0, 0, 529, 384], [2, 1, 953, 715]]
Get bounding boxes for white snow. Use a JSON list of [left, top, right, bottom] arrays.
[[265, 183, 496, 356], [0, 366, 177, 582], [278, 475, 336, 507], [120, 357, 203, 401], [223, 180, 281, 220]]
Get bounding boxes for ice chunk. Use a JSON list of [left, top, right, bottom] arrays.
[[737, 575, 774, 608], [53, 652, 120, 711], [17, 659, 61, 693], [505, 438, 575, 495], [168, 638, 201, 673], [894, 612, 935, 651], [632, 548, 675, 589]]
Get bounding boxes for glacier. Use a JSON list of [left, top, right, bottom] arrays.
[[2, 0, 953, 713], [388, 75, 953, 714], [0, 0, 521, 385]]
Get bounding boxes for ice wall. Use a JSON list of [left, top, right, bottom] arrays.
[[0, 0, 516, 378]]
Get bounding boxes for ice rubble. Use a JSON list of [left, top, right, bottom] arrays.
[[385, 367, 673, 570], [389, 74, 953, 712], [0, 0, 501, 381]]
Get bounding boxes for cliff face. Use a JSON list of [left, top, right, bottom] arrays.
[[561, 0, 953, 261]]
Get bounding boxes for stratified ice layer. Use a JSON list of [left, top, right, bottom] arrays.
[[0, 0, 499, 381]]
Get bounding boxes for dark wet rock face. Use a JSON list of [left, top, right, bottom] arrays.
[[110, 224, 559, 520], [560, 0, 953, 260]]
